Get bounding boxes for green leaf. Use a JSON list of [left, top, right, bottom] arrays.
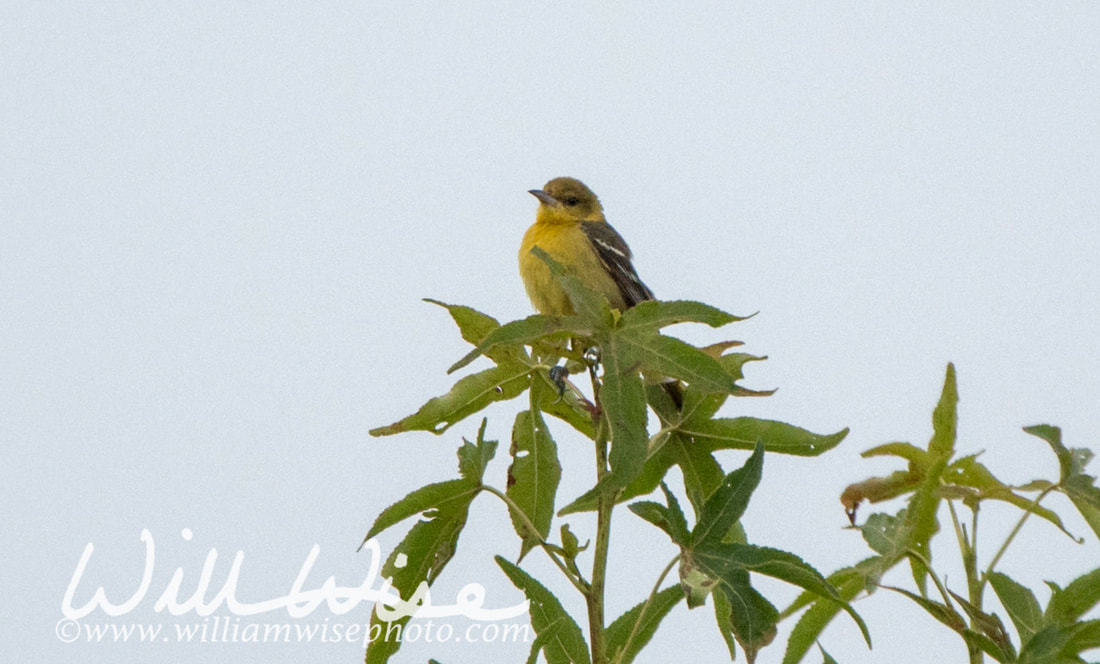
[[365, 615, 406, 663], [693, 540, 869, 662], [457, 419, 497, 482], [1017, 624, 1070, 663], [447, 314, 572, 375], [945, 453, 1000, 491], [905, 455, 947, 594], [496, 556, 591, 664], [902, 365, 959, 593], [597, 343, 648, 489], [712, 588, 739, 660], [620, 331, 740, 394], [658, 482, 691, 545], [782, 558, 876, 620], [657, 347, 765, 427], [818, 643, 839, 664], [948, 589, 1017, 661], [531, 371, 596, 438], [1063, 475, 1100, 541], [1023, 424, 1100, 539], [701, 545, 833, 599], [682, 417, 848, 457], [694, 544, 870, 649], [963, 632, 1016, 664], [1015, 479, 1056, 492], [1046, 567, 1100, 625], [507, 408, 562, 560], [628, 484, 691, 547], [617, 431, 725, 517], [669, 437, 727, 516], [370, 361, 530, 436], [783, 561, 878, 664], [928, 362, 958, 458], [385, 509, 469, 584], [618, 299, 748, 330], [885, 586, 1013, 663], [605, 585, 684, 664], [1024, 424, 1072, 477], [716, 350, 766, 382], [989, 571, 1045, 642], [361, 479, 480, 545], [525, 619, 566, 664], [1064, 619, 1100, 656], [947, 455, 1076, 538], [363, 431, 492, 664], [366, 494, 475, 664], [675, 387, 727, 422], [523, 620, 567, 663], [859, 512, 910, 560], [860, 441, 930, 466], [713, 564, 779, 664], [885, 584, 966, 627], [557, 489, 600, 516], [692, 443, 764, 548], [674, 344, 767, 420], [629, 501, 680, 542], [423, 298, 500, 347]]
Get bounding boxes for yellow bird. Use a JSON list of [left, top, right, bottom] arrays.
[[519, 177, 654, 317], [519, 177, 682, 407]]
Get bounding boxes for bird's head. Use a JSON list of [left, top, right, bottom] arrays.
[[529, 177, 606, 223]]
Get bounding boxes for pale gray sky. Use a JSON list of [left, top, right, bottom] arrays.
[[4, 3, 1099, 663]]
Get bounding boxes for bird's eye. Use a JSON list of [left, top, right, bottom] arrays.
[[565, 197, 579, 206]]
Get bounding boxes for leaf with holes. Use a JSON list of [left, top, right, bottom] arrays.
[[496, 557, 591, 664], [370, 361, 530, 436], [507, 408, 561, 560]]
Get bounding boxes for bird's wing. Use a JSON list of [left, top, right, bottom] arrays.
[[581, 220, 655, 307]]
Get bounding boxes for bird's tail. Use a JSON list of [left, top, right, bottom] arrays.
[[661, 380, 684, 410]]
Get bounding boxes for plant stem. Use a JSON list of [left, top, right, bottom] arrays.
[[945, 499, 983, 606], [615, 554, 680, 664], [907, 549, 954, 609], [482, 485, 590, 596], [981, 483, 1058, 590], [946, 499, 983, 664], [588, 414, 613, 664]]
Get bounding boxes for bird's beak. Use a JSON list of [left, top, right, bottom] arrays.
[[528, 189, 560, 208]]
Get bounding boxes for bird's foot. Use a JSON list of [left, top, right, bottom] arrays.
[[549, 365, 569, 398]]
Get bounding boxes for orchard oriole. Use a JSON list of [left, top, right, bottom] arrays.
[[519, 177, 652, 316], [519, 177, 682, 407]]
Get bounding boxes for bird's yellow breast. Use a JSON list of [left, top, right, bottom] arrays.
[[518, 220, 624, 316]]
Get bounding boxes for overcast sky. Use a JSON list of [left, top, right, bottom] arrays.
[[4, 3, 1099, 663]]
